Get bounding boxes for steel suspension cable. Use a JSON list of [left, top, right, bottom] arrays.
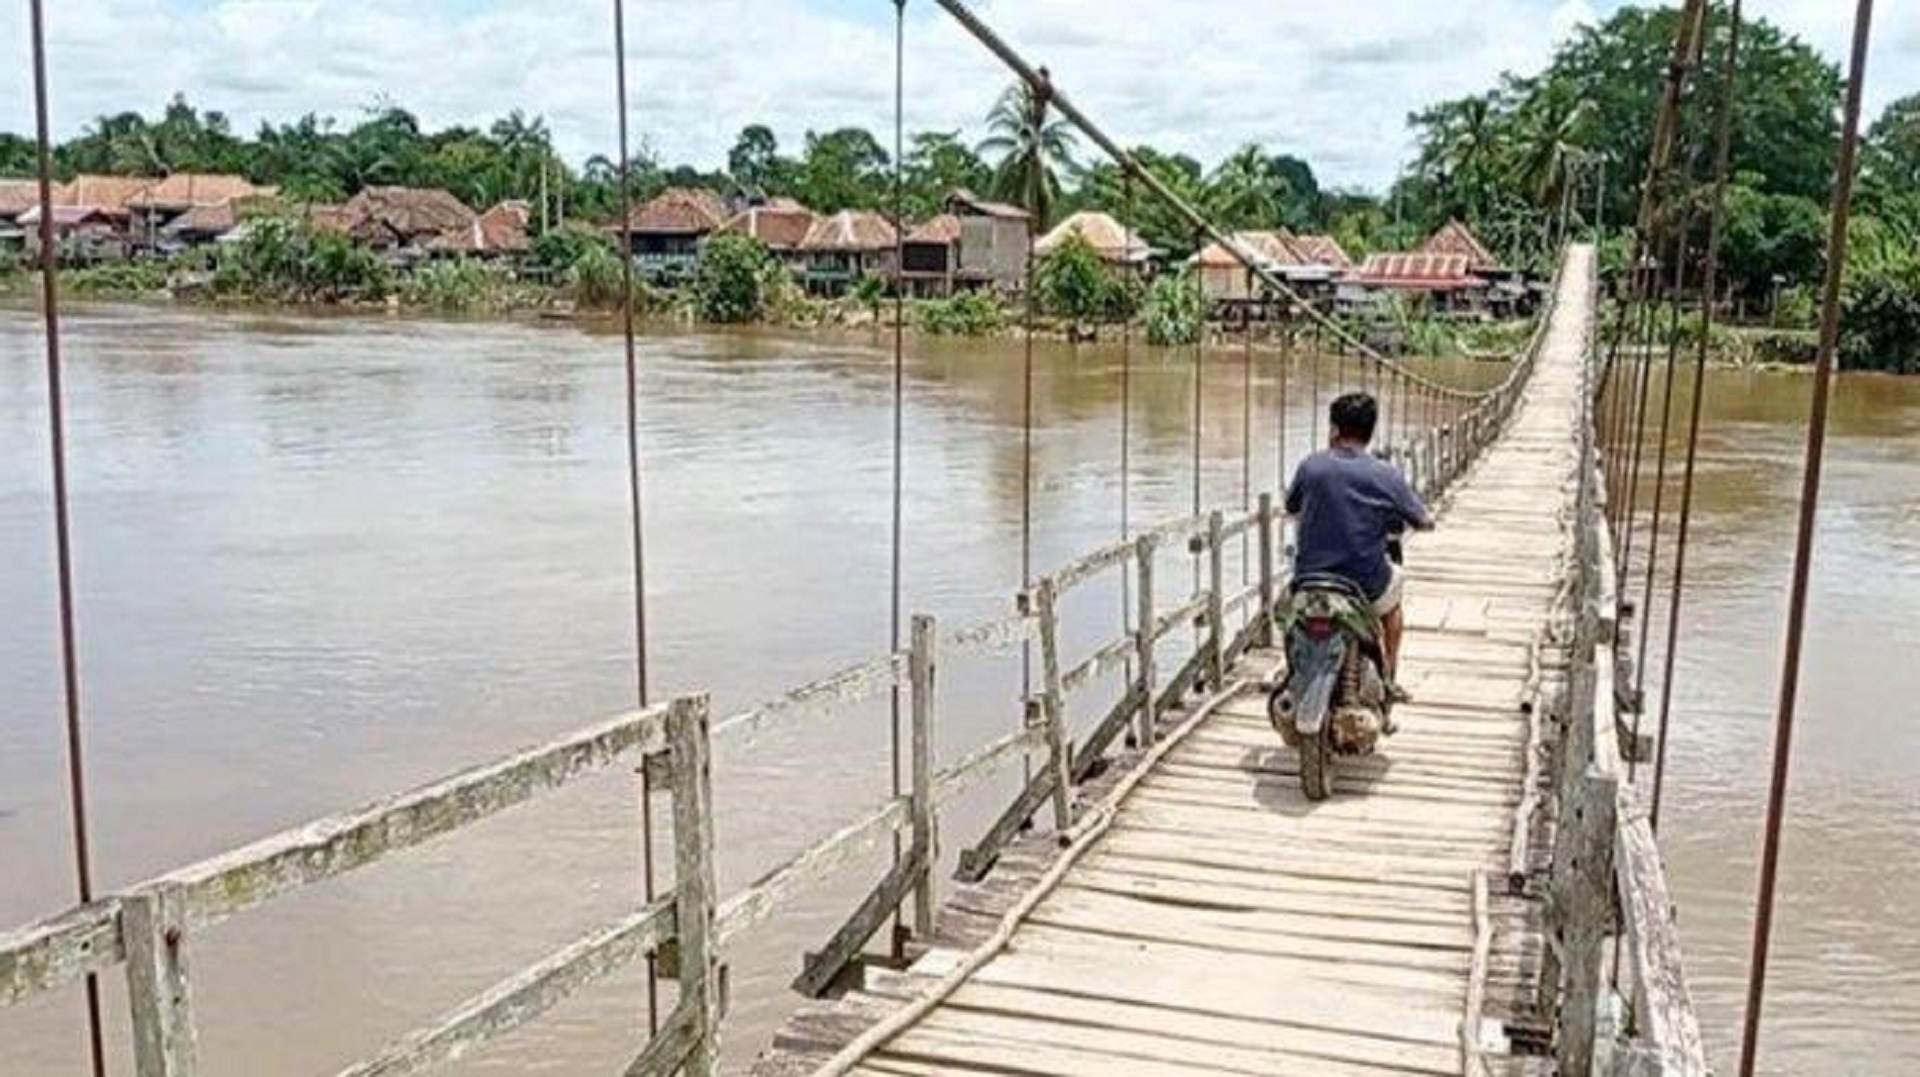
[[1119, 173, 1135, 713], [1018, 98, 1041, 782], [1652, 0, 1744, 829], [1739, 3, 1875, 1072], [1628, 220, 1694, 784], [1241, 267, 1254, 582], [27, 2, 107, 1072], [610, 0, 658, 1032], [1620, 224, 1690, 602]]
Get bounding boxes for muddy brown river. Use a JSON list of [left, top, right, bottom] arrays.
[[2, 305, 1915, 1075]]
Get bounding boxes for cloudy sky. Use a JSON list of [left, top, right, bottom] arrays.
[[6, 0, 1916, 191]]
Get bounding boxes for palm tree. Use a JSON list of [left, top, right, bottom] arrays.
[[1415, 96, 1505, 222], [977, 78, 1076, 227], [1208, 144, 1291, 229], [1506, 90, 1595, 212]]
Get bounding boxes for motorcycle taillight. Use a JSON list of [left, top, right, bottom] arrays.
[[1304, 617, 1336, 640]]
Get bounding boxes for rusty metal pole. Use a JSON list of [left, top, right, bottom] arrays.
[[27, 2, 108, 1073], [1738, 3, 1875, 1073], [886, 0, 909, 958], [610, 0, 658, 1033]]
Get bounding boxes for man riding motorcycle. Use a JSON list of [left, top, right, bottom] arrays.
[[1285, 391, 1435, 704]]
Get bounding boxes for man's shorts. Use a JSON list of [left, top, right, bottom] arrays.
[[1372, 563, 1406, 617]]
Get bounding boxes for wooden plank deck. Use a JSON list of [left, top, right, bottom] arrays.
[[756, 248, 1595, 1077]]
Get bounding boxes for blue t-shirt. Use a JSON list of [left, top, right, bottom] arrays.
[[1285, 447, 1429, 599]]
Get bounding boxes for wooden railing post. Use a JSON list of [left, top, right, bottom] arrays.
[[124, 884, 198, 1077], [1133, 535, 1159, 746], [667, 694, 720, 1077], [1256, 494, 1277, 647], [1033, 578, 1073, 831], [908, 614, 938, 939], [1206, 511, 1227, 690]]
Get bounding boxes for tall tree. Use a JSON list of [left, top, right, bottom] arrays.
[[977, 79, 1076, 227], [902, 131, 990, 218], [727, 125, 785, 194]]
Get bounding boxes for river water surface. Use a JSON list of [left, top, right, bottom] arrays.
[[2, 305, 1915, 1075]]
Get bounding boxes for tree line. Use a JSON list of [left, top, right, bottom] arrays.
[[2, 2, 1914, 367]]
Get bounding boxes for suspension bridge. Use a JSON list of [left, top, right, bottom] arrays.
[[3, 0, 1884, 1074]]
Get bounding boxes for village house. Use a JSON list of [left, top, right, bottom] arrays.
[[426, 200, 533, 260], [1191, 230, 1300, 304], [716, 197, 814, 277], [1036, 211, 1151, 269], [1337, 252, 1488, 315], [898, 214, 960, 297], [0, 179, 37, 257], [335, 186, 478, 262], [19, 205, 125, 264], [125, 173, 277, 251], [799, 210, 897, 296], [617, 187, 731, 281], [946, 189, 1030, 292], [1419, 218, 1531, 314]]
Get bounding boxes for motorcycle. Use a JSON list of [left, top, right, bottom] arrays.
[[1267, 573, 1395, 801]]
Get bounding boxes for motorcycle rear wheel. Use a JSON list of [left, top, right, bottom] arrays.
[[1299, 728, 1335, 801]]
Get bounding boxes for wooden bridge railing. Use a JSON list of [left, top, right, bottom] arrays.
[[3, 296, 1561, 1075], [1544, 267, 1708, 1077]]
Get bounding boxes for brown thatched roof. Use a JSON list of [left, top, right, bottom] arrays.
[[58, 175, 158, 214], [1290, 233, 1354, 270], [1036, 211, 1149, 263], [340, 186, 476, 244], [1193, 230, 1300, 268], [624, 187, 730, 235], [1419, 219, 1500, 271], [720, 203, 815, 251], [307, 204, 352, 233], [801, 210, 897, 252], [906, 214, 962, 245], [0, 179, 43, 218], [127, 173, 275, 210], [429, 200, 532, 254], [164, 201, 240, 237]]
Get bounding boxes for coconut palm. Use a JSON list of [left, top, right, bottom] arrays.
[[1506, 89, 1595, 212], [1208, 144, 1292, 229], [977, 78, 1077, 227]]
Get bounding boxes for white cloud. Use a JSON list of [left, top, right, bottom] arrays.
[[3, 0, 1915, 191]]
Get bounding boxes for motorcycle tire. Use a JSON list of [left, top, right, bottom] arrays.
[[1299, 727, 1335, 801]]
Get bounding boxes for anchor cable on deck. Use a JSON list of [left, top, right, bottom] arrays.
[[1738, 2, 1876, 1073], [27, 1, 108, 1071]]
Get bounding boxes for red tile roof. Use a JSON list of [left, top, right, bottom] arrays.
[[1419, 219, 1501, 270], [948, 188, 1028, 220], [429, 200, 532, 254], [127, 173, 275, 210], [341, 186, 477, 244], [0, 179, 42, 218], [1290, 233, 1353, 270], [1194, 230, 1300, 268], [1350, 252, 1483, 289]]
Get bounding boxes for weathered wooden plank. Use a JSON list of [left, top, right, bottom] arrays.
[[1206, 511, 1228, 689], [1614, 789, 1707, 1076], [1134, 534, 1160, 745], [1059, 629, 1139, 698], [157, 702, 676, 931], [715, 653, 907, 747], [667, 695, 720, 1076], [625, 999, 702, 1076], [908, 614, 938, 938], [940, 611, 1034, 658], [1033, 578, 1074, 831], [337, 899, 675, 1077], [0, 898, 122, 1007], [1049, 534, 1135, 597], [930, 728, 1042, 806], [718, 796, 910, 945], [124, 885, 197, 1077], [793, 848, 927, 999]]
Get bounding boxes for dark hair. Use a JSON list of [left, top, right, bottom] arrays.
[[1330, 392, 1378, 443]]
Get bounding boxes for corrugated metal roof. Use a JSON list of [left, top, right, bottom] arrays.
[[1350, 252, 1483, 288]]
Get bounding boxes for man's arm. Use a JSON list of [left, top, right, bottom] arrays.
[[1392, 470, 1436, 531]]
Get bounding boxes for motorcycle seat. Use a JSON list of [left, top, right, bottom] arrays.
[[1289, 573, 1370, 603]]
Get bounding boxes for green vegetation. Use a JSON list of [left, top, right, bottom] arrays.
[[2, 4, 1914, 364], [1141, 271, 1204, 347], [917, 292, 1008, 337], [211, 217, 390, 303], [62, 260, 168, 297], [694, 233, 774, 324], [1034, 233, 1136, 334]]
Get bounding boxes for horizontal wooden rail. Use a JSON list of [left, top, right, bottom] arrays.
[[718, 798, 910, 945], [941, 612, 1034, 658], [714, 652, 906, 746], [337, 899, 677, 1077]]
